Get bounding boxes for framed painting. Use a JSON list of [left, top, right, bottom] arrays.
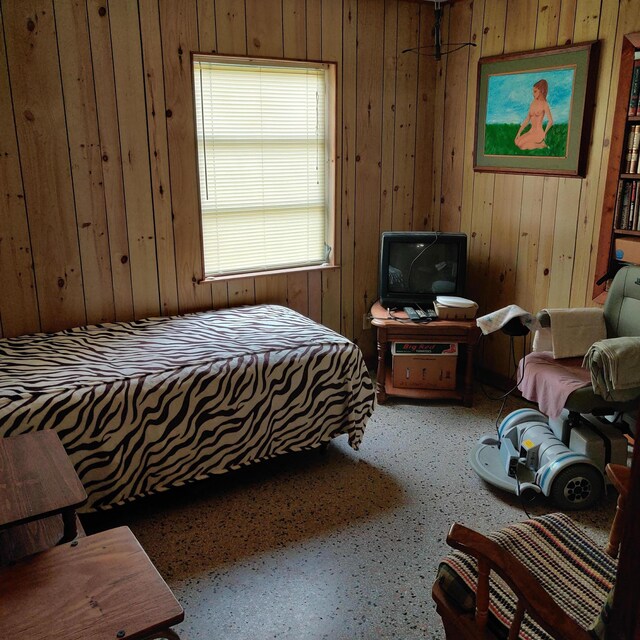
[[474, 42, 599, 177]]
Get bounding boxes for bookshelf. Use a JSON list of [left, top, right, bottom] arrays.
[[594, 33, 640, 298]]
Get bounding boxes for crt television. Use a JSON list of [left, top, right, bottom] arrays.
[[378, 231, 467, 309]]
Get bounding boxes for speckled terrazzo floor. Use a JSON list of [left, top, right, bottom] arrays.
[[82, 391, 618, 640]]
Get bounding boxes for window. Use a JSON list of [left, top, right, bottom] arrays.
[[193, 56, 336, 278]]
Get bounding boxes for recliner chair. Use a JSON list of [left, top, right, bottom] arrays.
[[471, 265, 640, 510], [538, 264, 640, 417]]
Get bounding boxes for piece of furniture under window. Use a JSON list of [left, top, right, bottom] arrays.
[[0, 305, 374, 511], [192, 55, 336, 278]]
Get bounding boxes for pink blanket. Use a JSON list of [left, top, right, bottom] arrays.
[[518, 352, 591, 418]]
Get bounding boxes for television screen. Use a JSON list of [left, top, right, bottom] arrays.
[[379, 232, 467, 308]]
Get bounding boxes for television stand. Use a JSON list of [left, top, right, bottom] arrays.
[[370, 301, 480, 406]]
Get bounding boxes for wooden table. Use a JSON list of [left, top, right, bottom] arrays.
[[0, 526, 184, 640], [370, 301, 481, 406], [0, 430, 87, 545]]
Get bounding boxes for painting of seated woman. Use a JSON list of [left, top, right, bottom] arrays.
[[484, 68, 573, 158]]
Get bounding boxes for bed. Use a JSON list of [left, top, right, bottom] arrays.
[[0, 305, 375, 510]]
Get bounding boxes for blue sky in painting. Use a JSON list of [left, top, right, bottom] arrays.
[[485, 68, 575, 125]]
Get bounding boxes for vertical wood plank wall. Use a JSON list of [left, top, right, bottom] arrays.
[[1, 0, 640, 378]]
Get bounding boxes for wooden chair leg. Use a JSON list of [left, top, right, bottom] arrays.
[[475, 558, 490, 631], [605, 464, 630, 559], [605, 490, 625, 558]]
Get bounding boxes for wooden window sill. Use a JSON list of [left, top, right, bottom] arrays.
[[200, 264, 340, 284]]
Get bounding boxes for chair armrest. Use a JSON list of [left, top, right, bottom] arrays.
[[446, 523, 593, 640], [606, 464, 630, 499], [536, 308, 605, 330]]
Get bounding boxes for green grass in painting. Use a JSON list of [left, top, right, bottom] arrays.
[[484, 123, 568, 157]]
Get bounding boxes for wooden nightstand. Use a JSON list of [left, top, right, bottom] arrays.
[[370, 301, 481, 406]]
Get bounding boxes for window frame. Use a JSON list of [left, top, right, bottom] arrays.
[[190, 53, 338, 282]]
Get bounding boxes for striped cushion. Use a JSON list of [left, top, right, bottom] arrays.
[[436, 513, 617, 640]]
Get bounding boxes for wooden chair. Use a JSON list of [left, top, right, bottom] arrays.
[[0, 526, 183, 640], [0, 432, 184, 639], [433, 446, 637, 639], [603, 463, 630, 559]]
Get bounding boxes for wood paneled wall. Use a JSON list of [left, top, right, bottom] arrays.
[[0, 0, 436, 363], [2, 0, 640, 376], [433, 0, 640, 378]]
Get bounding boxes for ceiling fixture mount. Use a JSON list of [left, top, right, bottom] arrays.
[[403, 0, 476, 61]]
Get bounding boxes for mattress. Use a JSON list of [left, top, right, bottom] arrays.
[[0, 305, 375, 510]]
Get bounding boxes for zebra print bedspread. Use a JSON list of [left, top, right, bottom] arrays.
[[0, 305, 375, 510]]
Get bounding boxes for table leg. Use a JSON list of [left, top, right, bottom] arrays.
[[60, 507, 78, 543], [376, 328, 388, 404], [463, 341, 475, 407]]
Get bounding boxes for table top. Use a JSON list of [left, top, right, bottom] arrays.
[[370, 301, 480, 332], [0, 526, 184, 640], [0, 430, 87, 529]]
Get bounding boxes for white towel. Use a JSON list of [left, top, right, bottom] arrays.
[[532, 327, 553, 352], [544, 308, 606, 359], [584, 337, 640, 398], [476, 304, 539, 336]]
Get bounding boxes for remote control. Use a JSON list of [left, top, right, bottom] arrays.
[[416, 308, 437, 322], [404, 306, 420, 321], [404, 307, 434, 322]]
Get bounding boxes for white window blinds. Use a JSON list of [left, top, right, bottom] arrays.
[[193, 57, 332, 277]]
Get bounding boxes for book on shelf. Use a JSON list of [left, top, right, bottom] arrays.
[[616, 180, 640, 231], [629, 181, 638, 231], [630, 53, 640, 116], [618, 181, 632, 230], [614, 179, 625, 229], [624, 124, 640, 173]]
